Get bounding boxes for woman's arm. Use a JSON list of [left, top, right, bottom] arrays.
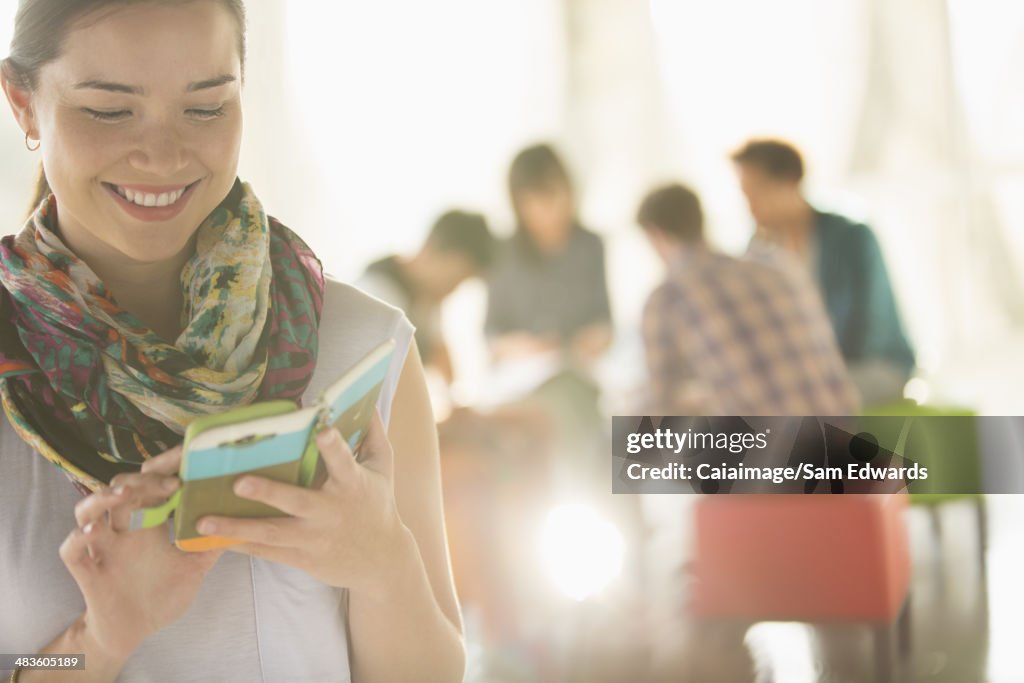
[[197, 342, 466, 682], [14, 616, 126, 683], [347, 343, 465, 682]]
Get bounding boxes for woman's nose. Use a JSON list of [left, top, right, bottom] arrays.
[[127, 126, 189, 177]]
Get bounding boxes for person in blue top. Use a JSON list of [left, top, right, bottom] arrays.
[[732, 139, 915, 406]]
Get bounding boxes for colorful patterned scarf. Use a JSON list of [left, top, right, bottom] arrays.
[[0, 180, 324, 493]]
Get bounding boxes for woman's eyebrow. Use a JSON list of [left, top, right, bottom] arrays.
[[71, 74, 236, 95], [74, 80, 142, 94], [187, 74, 236, 92]]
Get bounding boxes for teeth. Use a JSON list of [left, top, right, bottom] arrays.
[[112, 184, 187, 208]]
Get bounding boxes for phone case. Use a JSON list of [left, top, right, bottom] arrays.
[[130, 339, 396, 551]]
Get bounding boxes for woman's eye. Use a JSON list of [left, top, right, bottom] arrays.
[[187, 106, 225, 120], [82, 108, 131, 122]]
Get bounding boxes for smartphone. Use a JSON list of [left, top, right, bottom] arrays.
[[130, 338, 396, 552]]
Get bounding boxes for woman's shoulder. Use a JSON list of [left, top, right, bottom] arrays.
[[324, 273, 402, 311], [574, 223, 605, 241], [310, 277, 415, 426], [319, 275, 414, 353], [570, 224, 607, 256]]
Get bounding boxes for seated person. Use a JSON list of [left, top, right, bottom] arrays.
[[732, 138, 915, 405], [485, 143, 612, 368], [636, 183, 862, 681], [359, 210, 495, 384], [636, 182, 860, 415]]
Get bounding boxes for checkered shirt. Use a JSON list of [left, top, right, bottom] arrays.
[[642, 245, 861, 416]]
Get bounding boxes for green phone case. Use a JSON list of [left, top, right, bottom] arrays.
[[129, 339, 395, 550]]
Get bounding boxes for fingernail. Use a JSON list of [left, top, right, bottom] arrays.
[[198, 520, 216, 534], [234, 478, 253, 496], [162, 477, 180, 492], [83, 522, 94, 534], [317, 428, 339, 446], [112, 485, 126, 496]]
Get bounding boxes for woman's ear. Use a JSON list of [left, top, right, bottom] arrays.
[[1, 71, 38, 138]]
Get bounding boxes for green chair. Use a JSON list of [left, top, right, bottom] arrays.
[[860, 402, 986, 578]]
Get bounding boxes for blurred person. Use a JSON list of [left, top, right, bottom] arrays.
[[732, 138, 915, 406], [0, 1, 464, 681], [637, 182, 860, 416], [483, 143, 614, 494], [636, 183, 861, 682], [485, 143, 613, 368], [359, 209, 495, 385], [475, 148, 635, 681]]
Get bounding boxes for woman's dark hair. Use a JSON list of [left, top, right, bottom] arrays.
[[507, 143, 576, 257], [2, 0, 248, 214], [508, 143, 572, 201], [636, 183, 705, 244]]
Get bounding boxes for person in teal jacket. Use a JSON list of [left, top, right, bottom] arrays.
[[732, 139, 915, 405]]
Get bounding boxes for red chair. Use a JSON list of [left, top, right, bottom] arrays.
[[691, 494, 912, 682]]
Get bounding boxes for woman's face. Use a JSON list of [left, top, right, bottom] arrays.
[[515, 179, 575, 252], [7, 1, 243, 266]]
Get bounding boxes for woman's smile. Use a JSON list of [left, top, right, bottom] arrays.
[[101, 178, 203, 222]]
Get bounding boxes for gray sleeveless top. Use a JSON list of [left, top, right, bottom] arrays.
[[0, 279, 414, 682]]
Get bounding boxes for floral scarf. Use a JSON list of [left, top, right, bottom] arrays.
[[0, 179, 324, 493]]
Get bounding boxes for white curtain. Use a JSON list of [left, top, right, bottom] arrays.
[[847, 0, 1024, 368]]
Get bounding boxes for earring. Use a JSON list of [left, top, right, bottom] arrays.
[[24, 131, 40, 152]]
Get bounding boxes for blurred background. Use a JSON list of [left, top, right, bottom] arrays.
[[2, 1, 1023, 681]]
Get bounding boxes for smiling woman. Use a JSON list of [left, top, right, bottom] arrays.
[[0, 2, 464, 682], [6, 2, 243, 282]]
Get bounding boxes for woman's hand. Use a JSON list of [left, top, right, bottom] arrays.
[[61, 446, 224, 661], [195, 411, 414, 598]]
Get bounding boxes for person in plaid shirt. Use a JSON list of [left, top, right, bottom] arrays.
[[636, 183, 860, 416], [636, 183, 862, 679]]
